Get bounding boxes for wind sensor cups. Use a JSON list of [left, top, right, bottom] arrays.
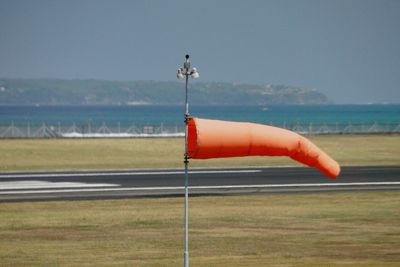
[[190, 67, 199, 79], [177, 68, 184, 79], [176, 61, 199, 80]]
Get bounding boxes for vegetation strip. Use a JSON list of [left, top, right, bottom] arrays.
[[1, 135, 399, 172]]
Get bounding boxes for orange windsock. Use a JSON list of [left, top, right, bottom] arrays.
[[187, 117, 340, 178]]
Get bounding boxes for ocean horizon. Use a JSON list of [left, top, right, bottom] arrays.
[[0, 104, 399, 127]]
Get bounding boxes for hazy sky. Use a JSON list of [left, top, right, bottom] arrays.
[[1, 0, 399, 103]]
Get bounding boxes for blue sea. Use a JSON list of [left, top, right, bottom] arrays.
[[0, 104, 399, 128]]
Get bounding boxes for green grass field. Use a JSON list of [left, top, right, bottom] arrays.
[[0, 192, 399, 266], [1, 134, 400, 172]]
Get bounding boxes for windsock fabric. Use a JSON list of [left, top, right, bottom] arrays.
[[187, 117, 340, 178]]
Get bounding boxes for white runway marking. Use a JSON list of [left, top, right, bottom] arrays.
[[1, 181, 399, 195], [0, 181, 119, 190], [0, 169, 261, 179]]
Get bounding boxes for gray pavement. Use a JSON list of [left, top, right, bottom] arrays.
[[0, 166, 399, 201]]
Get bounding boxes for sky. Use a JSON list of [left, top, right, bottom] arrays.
[[0, 0, 399, 104]]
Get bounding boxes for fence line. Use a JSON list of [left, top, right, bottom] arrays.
[[0, 122, 399, 138]]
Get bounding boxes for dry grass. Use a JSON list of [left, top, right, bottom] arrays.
[[0, 192, 399, 266], [0, 134, 400, 172]]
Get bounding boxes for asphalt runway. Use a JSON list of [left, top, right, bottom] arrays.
[[0, 166, 399, 201]]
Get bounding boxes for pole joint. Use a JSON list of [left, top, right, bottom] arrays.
[[184, 154, 189, 164], [184, 113, 192, 123]]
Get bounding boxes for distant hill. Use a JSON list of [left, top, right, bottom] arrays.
[[0, 78, 332, 105]]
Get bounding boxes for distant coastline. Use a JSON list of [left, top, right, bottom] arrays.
[[0, 78, 332, 105]]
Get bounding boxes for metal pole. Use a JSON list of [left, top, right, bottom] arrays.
[[184, 154, 189, 267], [183, 54, 190, 267]]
